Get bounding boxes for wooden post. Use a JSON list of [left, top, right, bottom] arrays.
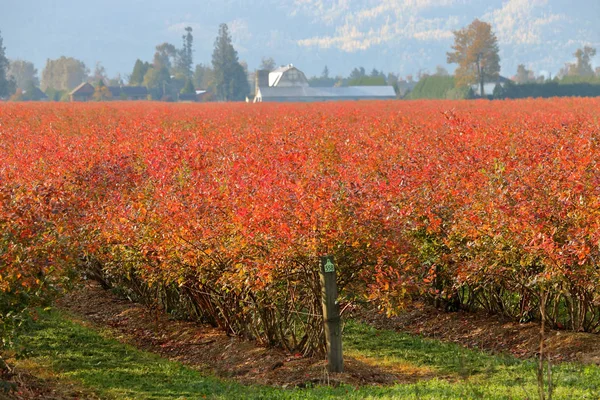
[[320, 255, 343, 373]]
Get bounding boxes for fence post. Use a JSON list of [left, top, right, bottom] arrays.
[[320, 255, 343, 373]]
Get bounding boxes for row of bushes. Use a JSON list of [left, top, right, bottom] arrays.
[[1, 99, 600, 357], [495, 81, 600, 99], [407, 75, 600, 100]]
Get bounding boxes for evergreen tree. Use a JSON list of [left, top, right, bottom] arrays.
[[176, 27, 193, 78], [130, 59, 149, 86], [211, 23, 249, 101], [348, 67, 366, 80], [193, 63, 214, 89], [180, 77, 195, 94], [0, 30, 15, 98]]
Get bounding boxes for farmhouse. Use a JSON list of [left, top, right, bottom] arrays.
[[70, 82, 148, 101], [23, 87, 48, 101], [107, 86, 148, 100], [253, 64, 396, 102], [70, 82, 95, 101]]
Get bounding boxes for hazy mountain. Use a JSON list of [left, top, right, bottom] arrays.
[[1, 0, 598, 80]]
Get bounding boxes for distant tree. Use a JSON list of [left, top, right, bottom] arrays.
[[259, 57, 276, 71], [514, 64, 535, 84], [129, 59, 152, 86], [349, 67, 366, 80], [568, 46, 596, 77], [180, 77, 195, 94], [8, 59, 39, 89], [408, 75, 473, 99], [347, 75, 386, 86], [308, 75, 337, 87], [386, 72, 399, 96], [492, 82, 507, 99], [9, 80, 43, 101], [40, 56, 88, 91], [142, 42, 178, 99], [0, 30, 15, 98], [43, 87, 66, 101], [596, 66, 600, 78], [93, 79, 112, 101], [143, 66, 170, 99], [193, 63, 214, 89], [154, 43, 177, 71], [395, 78, 416, 98], [239, 60, 249, 76], [23, 80, 44, 100], [416, 68, 429, 80], [447, 19, 500, 96], [386, 72, 398, 85], [211, 23, 249, 101], [91, 62, 107, 84], [130, 59, 150, 86], [308, 67, 337, 87], [434, 66, 449, 76], [175, 27, 194, 78], [108, 74, 124, 86]]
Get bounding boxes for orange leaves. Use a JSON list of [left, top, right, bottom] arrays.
[[2, 98, 600, 339]]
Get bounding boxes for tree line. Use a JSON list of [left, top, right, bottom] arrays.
[[0, 19, 599, 102], [0, 24, 250, 102]]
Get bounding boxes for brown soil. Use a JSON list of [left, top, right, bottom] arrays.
[[54, 282, 436, 389], [354, 302, 600, 365], [1, 368, 102, 400]]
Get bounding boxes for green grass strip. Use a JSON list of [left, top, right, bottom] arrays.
[[12, 311, 600, 399]]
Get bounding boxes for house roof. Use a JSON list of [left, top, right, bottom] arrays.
[[178, 93, 198, 101], [70, 82, 95, 95], [107, 86, 148, 97], [257, 86, 396, 100], [23, 87, 48, 99]]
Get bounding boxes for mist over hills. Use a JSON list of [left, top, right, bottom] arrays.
[[1, 0, 598, 79]]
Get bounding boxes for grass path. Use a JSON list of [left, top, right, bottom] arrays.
[[7, 310, 600, 399]]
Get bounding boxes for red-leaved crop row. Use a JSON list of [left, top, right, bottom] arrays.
[[1, 99, 599, 353]]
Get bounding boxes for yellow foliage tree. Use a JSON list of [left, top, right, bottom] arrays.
[[447, 19, 500, 97], [93, 80, 112, 101]]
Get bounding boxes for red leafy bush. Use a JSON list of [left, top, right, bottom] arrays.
[[1, 99, 599, 353]]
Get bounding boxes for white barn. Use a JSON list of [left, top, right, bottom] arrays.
[[252, 64, 396, 102]]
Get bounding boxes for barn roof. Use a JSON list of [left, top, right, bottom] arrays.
[[70, 82, 95, 95], [268, 64, 309, 87], [257, 85, 396, 100], [107, 86, 148, 97]]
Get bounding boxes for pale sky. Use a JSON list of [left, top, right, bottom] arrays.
[[1, 0, 598, 80]]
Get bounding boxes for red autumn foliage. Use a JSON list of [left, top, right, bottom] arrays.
[[1, 98, 599, 353]]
